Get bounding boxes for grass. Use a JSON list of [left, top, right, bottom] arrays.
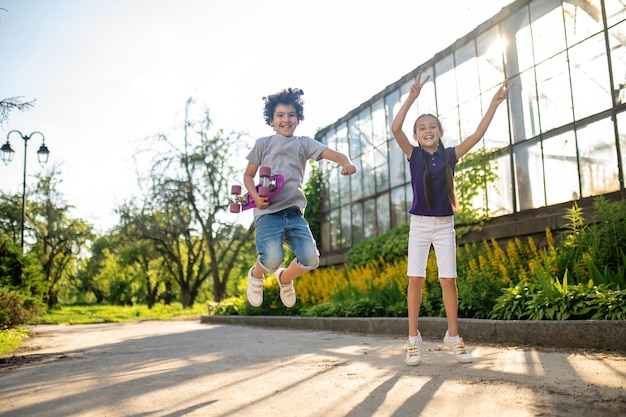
[[36, 303, 208, 325], [0, 327, 33, 357], [1, 302, 209, 357]]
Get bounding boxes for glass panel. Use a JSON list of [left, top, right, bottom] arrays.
[[417, 66, 437, 115], [399, 81, 419, 138], [578, 118, 620, 197], [351, 202, 364, 244], [320, 212, 330, 253], [405, 183, 413, 213], [364, 199, 376, 240], [386, 89, 400, 137], [543, 131, 581, 205], [459, 97, 482, 143], [390, 186, 408, 228], [351, 157, 363, 200], [455, 41, 480, 104], [389, 137, 406, 187], [536, 52, 574, 133], [362, 149, 376, 197], [372, 99, 386, 147], [376, 193, 390, 235], [405, 151, 413, 185], [502, 5, 533, 73], [609, 21, 626, 105], [563, 0, 604, 46], [320, 178, 330, 212], [488, 151, 514, 216], [477, 26, 506, 90], [482, 85, 511, 150], [335, 123, 349, 165], [338, 160, 351, 207], [513, 139, 545, 210], [570, 33, 612, 119], [508, 69, 540, 142], [435, 54, 457, 113], [339, 204, 352, 248], [359, 107, 374, 153], [618, 111, 626, 185], [348, 116, 361, 158], [329, 209, 339, 251], [374, 143, 388, 192], [605, 0, 626, 28], [440, 107, 460, 146], [326, 128, 337, 150], [328, 168, 339, 210], [531, 0, 567, 64]]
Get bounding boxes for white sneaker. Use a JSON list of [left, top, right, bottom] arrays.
[[443, 330, 472, 363], [275, 268, 296, 308], [405, 338, 422, 366], [246, 267, 264, 307]]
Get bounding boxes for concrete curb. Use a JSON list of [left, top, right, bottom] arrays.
[[200, 315, 626, 352]]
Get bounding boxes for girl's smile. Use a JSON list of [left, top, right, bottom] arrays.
[[414, 115, 442, 152]]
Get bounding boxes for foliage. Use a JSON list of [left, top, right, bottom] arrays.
[[213, 196, 626, 320], [0, 96, 35, 125], [490, 241, 626, 321], [346, 224, 409, 268], [36, 302, 207, 325], [0, 327, 32, 357], [553, 196, 626, 285], [119, 97, 254, 308], [303, 160, 321, 244], [28, 169, 94, 308], [0, 287, 45, 328], [0, 235, 46, 328], [454, 147, 499, 236]]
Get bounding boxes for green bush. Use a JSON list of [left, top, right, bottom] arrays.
[[0, 288, 45, 328], [215, 197, 626, 320], [346, 223, 409, 268]]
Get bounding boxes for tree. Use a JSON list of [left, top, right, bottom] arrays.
[[120, 98, 254, 307], [0, 97, 35, 126], [28, 169, 93, 307]]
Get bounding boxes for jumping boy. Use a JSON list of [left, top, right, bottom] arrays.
[[244, 87, 356, 308]]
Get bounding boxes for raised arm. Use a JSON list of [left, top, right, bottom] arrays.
[[319, 148, 357, 176], [391, 70, 430, 158], [455, 80, 514, 160]]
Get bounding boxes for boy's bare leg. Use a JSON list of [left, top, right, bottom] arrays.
[[251, 258, 266, 279], [277, 258, 309, 284]]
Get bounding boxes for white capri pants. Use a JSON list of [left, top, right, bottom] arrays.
[[407, 214, 457, 278]]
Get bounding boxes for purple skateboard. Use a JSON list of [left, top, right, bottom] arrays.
[[230, 166, 284, 213]]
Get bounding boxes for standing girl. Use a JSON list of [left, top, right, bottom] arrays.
[[391, 71, 512, 365]]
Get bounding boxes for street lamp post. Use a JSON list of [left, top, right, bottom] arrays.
[[1, 130, 50, 249]]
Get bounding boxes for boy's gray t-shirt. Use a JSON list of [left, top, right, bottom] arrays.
[[246, 134, 327, 218]]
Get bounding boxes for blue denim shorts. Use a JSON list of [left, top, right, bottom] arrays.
[[407, 214, 457, 278], [254, 208, 320, 272]]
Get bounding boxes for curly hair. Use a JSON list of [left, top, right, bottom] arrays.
[[262, 88, 305, 126]]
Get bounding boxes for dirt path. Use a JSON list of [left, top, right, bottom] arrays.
[[1, 321, 625, 417]]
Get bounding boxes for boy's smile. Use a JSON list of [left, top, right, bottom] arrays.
[[271, 103, 299, 137]]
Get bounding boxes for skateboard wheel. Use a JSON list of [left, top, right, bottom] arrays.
[[231, 185, 242, 195], [259, 166, 271, 178], [230, 202, 241, 213], [258, 186, 270, 198]]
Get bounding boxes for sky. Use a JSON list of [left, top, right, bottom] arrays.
[[0, 0, 515, 233]]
